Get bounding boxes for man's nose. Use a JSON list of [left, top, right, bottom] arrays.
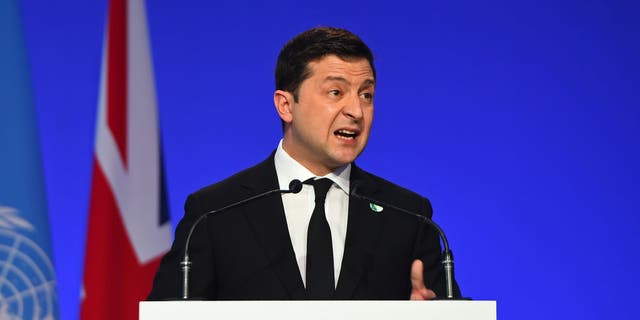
[[342, 93, 364, 120]]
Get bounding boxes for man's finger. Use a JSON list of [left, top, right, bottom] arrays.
[[410, 259, 437, 300], [410, 259, 425, 290]]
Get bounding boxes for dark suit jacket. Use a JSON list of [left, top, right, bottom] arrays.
[[148, 154, 460, 300]]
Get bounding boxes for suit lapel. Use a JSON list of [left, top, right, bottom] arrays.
[[240, 155, 307, 299], [236, 157, 385, 299], [335, 165, 385, 299]]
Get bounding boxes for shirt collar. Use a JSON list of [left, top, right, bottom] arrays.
[[274, 139, 351, 194]]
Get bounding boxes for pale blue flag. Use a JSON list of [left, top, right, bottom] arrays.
[[0, 1, 59, 319]]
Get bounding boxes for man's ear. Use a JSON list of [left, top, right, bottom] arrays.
[[274, 90, 294, 124]]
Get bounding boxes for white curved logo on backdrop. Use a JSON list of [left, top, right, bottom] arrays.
[[0, 205, 56, 320]]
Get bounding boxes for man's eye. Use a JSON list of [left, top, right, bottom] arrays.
[[360, 92, 373, 101], [329, 89, 341, 96]]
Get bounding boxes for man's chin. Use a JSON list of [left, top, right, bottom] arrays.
[[326, 153, 360, 168]]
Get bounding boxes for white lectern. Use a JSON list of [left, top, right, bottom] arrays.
[[140, 300, 496, 320]]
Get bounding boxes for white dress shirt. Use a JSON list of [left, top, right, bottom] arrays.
[[274, 140, 350, 287]]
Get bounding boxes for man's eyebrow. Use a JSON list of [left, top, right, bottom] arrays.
[[323, 76, 349, 84], [323, 76, 376, 87], [361, 79, 375, 87]]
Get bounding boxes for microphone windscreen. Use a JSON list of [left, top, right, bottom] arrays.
[[288, 179, 303, 194]]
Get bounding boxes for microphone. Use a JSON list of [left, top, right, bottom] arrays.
[[350, 182, 458, 300], [180, 179, 303, 300]]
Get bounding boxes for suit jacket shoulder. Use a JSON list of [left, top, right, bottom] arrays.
[[148, 153, 285, 300], [186, 153, 279, 216], [351, 164, 433, 218]]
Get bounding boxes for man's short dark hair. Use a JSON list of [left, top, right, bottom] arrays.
[[275, 27, 376, 102]]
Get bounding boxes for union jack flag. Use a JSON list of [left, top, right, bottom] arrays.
[[81, 0, 172, 319]]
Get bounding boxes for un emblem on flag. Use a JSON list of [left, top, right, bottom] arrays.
[[0, 206, 56, 320]]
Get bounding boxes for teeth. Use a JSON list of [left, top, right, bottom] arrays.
[[335, 129, 357, 139]]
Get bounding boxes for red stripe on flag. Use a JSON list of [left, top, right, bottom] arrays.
[[81, 159, 162, 320], [106, 0, 128, 168]]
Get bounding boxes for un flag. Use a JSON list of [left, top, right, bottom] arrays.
[[0, 1, 59, 319]]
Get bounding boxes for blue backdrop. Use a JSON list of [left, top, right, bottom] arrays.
[[18, 0, 639, 319]]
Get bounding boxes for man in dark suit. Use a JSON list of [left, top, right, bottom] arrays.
[[148, 27, 460, 300]]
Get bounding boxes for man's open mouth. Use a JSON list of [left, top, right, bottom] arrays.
[[334, 129, 359, 140]]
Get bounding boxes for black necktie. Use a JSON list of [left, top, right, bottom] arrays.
[[305, 178, 335, 299]]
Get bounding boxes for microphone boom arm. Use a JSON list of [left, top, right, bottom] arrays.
[[351, 189, 456, 299], [180, 179, 303, 300]]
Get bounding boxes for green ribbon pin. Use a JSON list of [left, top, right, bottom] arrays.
[[369, 203, 384, 213]]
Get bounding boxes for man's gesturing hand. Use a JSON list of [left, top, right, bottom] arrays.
[[410, 259, 437, 300]]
